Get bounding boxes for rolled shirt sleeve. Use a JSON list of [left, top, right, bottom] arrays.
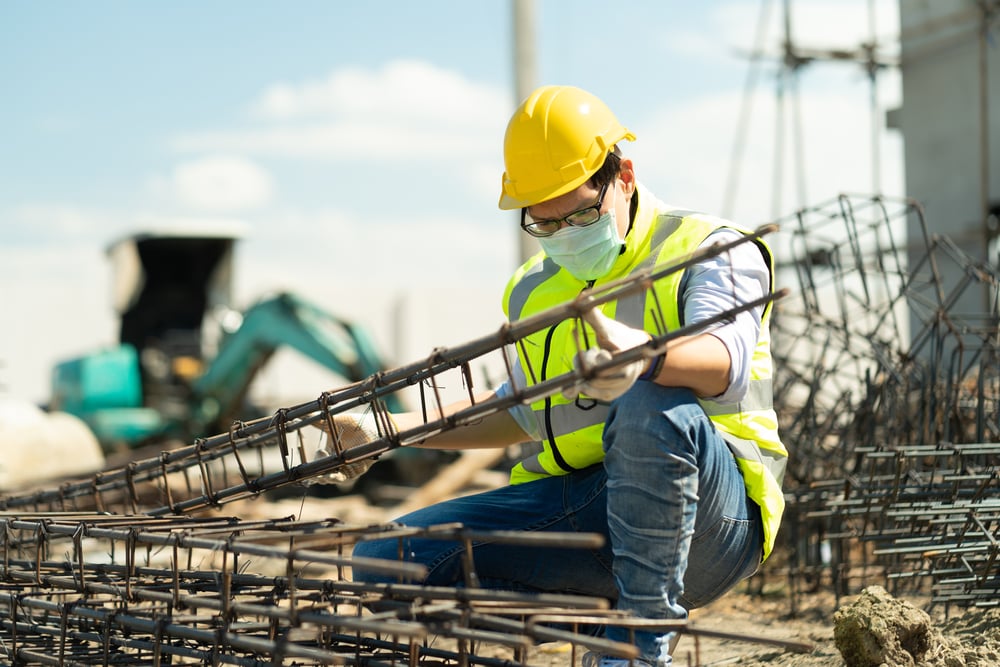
[[680, 228, 770, 404]]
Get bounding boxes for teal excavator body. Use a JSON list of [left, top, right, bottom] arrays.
[[50, 229, 402, 452]]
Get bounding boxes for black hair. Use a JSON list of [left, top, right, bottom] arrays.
[[588, 146, 637, 234], [587, 147, 623, 189]]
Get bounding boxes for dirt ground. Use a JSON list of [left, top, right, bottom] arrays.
[[511, 585, 846, 667], [668, 587, 843, 666]]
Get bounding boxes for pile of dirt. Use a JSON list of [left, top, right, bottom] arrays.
[[720, 585, 1000, 667], [833, 586, 1000, 667]]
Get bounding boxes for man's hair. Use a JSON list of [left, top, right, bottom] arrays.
[[587, 146, 636, 233], [588, 147, 622, 189]]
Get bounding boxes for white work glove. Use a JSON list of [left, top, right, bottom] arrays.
[[564, 308, 652, 402], [309, 411, 382, 484]]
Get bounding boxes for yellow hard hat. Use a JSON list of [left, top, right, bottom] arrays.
[[498, 85, 635, 210]]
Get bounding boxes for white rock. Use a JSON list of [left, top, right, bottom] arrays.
[[0, 398, 105, 491]]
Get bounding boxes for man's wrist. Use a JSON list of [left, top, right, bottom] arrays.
[[638, 351, 665, 382]]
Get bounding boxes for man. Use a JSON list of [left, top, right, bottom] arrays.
[[343, 85, 787, 667]]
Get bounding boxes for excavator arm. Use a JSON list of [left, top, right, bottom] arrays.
[[190, 292, 403, 433]]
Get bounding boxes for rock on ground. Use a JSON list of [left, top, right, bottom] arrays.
[[673, 584, 1000, 667], [834, 585, 934, 666], [0, 399, 105, 490], [831, 585, 1000, 667]]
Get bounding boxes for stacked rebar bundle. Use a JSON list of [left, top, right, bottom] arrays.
[[0, 511, 810, 666], [0, 229, 817, 665], [0, 512, 629, 666], [769, 194, 999, 610]]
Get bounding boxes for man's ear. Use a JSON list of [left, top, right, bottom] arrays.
[[619, 158, 636, 195]]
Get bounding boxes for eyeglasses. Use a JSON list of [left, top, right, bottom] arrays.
[[520, 181, 610, 238]]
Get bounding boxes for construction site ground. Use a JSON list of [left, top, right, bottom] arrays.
[[233, 487, 1000, 667]]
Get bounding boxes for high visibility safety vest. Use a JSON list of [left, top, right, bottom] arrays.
[[502, 184, 788, 560]]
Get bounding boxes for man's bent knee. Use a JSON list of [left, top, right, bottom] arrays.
[[350, 537, 403, 583]]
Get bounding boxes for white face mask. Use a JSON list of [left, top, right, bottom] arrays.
[[538, 186, 623, 281]]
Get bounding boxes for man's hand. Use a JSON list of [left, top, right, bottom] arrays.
[[565, 308, 652, 402], [309, 411, 383, 484]]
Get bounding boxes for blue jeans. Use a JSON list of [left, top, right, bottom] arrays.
[[352, 383, 763, 666]]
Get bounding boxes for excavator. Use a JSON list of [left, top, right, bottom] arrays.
[[49, 227, 404, 454]]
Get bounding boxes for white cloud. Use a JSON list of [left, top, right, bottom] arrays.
[[251, 60, 507, 126], [171, 155, 274, 211], [174, 121, 495, 161], [172, 61, 509, 164], [3, 204, 127, 244]]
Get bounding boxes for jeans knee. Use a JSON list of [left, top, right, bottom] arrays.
[[605, 384, 707, 460], [612, 384, 701, 425], [350, 538, 399, 583]]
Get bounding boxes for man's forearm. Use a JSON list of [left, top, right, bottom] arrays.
[[648, 333, 731, 398], [392, 395, 532, 450]]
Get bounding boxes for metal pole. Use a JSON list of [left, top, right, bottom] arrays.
[[512, 0, 540, 265]]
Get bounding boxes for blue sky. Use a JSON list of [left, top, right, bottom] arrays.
[[1, 0, 903, 405]]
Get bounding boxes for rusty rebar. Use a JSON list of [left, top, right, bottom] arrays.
[[768, 194, 998, 612]]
